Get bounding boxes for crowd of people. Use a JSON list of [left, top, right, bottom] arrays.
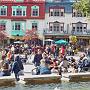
[[0, 42, 90, 81]]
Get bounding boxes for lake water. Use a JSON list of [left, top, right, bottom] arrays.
[[0, 82, 90, 90]]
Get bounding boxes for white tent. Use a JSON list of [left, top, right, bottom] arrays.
[[45, 39, 54, 45], [45, 39, 54, 42], [14, 41, 24, 44]]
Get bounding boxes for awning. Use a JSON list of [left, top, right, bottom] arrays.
[[9, 36, 23, 40]]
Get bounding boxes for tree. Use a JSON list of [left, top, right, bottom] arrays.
[[0, 25, 8, 47], [73, 0, 90, 17], [23, 29, 38, 41]]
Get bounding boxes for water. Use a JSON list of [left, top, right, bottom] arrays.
[[0, 56, 90, 90], [0, 82, 90, 90]]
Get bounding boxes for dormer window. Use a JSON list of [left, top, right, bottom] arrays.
[[49, 7, 64, 17], [72, 8, 86, 17]]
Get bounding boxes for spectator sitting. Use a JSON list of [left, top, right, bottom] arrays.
[[58, 56, 69, 73], [68, 64, 78, 73], [39, 59, 51, 75], [1, 61, 11, 76], [78, 53, 90, 72], [0, 55, 11, 76], [50, 58, 59, 74]]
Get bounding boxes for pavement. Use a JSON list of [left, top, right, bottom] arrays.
[[23, 64, 35, 73]]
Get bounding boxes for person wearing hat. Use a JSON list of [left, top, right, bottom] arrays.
[[36, 59, 51, 75]]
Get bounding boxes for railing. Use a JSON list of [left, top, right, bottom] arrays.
[[46, 0, 75, 3], [71, 30, 90, 36], [43, 29, 90, 36], [43, 28, 68, 35]]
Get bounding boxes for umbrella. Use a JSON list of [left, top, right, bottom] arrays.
[[55, 40, 68, 45]]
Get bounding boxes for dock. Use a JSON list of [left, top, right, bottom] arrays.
[[1, 72, 90, 86], [1, 63, 90, 86], [61, 72, 90, 82], [23, 73, 61, 84], [0, 75, 15, 87], [0, 73, 61, 86]]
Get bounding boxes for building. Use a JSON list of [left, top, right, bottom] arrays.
[[0, 0, 45, 44], [0, 0, 90, 46], [44, 0, 90, 45]]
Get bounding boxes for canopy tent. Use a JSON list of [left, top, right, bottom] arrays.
[[45, 39, 54, 45], [14, 41, 24, 44], [55, 39, 68, 45], [45, 39, 54, 42]]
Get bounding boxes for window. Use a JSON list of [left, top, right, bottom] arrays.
[[49, 22, 64, 32], [49, 8, 64, 17], [54, 0, 63, 2], [15, 23, 21, 30], [13, 11, 15, 16], [50, 26, 53, 31], [61, 12, 64, 16], [51, 12, 53, 16], [54, 9, 60, 16], [16, 9, 22, 16], [11, 21, 26, 36], [12, 6, 26, 16], [32, 23, 37, 30], [32, 9, 38, 16], [83, 24, 87, 32], [12, 22, 21, 31], [61, 26, 64, 31], [31, 6, 39, 17], [72, 27, 75, 31], [72, 9, 86, 17], [0, 22, 6, 30], [72, 22, 87, 33], [53, 23, 60, 32], [84, 27, 86, 29], [0, 6, 7, 16], [16, 0, 24, 2]]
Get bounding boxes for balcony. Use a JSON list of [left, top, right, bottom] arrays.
[[71, 30, 90, 36], [43, 28, 68, 35], [43, 28, 90, 36], [11, 30, 24, 36]]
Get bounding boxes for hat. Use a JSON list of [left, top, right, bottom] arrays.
[[40, 59, 46, 65]]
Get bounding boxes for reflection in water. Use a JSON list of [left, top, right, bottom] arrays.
[[0, 82, 90, 90], [54, 87, 60, 90]]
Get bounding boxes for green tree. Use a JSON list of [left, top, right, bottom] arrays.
[[73, 0, 90, 17], [0, 26, 8, 47]]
